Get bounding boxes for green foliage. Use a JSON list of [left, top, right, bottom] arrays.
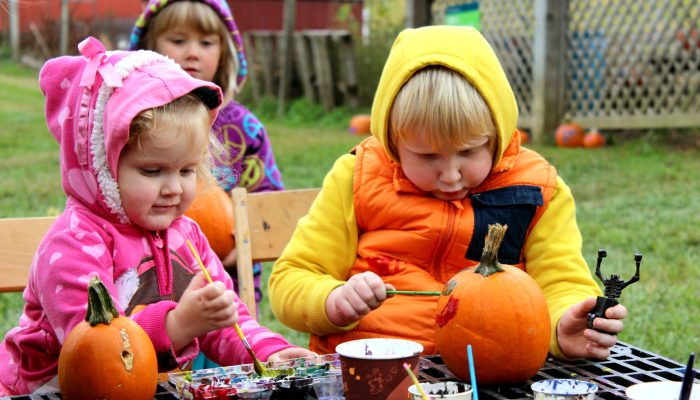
[[0, 62, 698, 364]]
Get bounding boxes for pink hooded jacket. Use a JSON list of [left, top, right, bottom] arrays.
[[0, 37, 294, 395]]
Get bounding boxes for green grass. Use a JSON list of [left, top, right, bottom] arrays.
[[1, 62, 698, 364]]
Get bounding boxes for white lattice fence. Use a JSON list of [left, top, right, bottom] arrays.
[[431, 0, 700, 133]]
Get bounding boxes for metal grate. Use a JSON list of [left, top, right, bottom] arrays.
[[419, 341, 699, 399], [4, 341, 697, 400]]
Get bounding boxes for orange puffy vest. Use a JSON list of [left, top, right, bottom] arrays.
[[310, 134, 557, 355]]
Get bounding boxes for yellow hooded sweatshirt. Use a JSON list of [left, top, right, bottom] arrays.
[[269, 26, 601, 358]]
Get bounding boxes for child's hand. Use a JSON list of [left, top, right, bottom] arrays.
[[166, 271, 239, 351], [325, 271, 395, 327], [557, 297, 627, 360], [267, 347, 318, 363]]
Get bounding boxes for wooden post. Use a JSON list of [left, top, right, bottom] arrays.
[[60, 0, 69, 55], [9, 0, 20, 62], [308, 32, 335, 111], [293, 32, 317, 103], [277, 0, 297, 116], [531, 0, 568, 143], [331, 31, 359, 109], [242, 33, 261, 103], [406, 0, 433, 28]]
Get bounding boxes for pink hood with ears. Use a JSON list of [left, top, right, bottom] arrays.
[[40, 36, 223, 224]]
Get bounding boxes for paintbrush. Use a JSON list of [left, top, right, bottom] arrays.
[[186, 240, 267, 376], [679, 352, 695, 400], [386, 290, 442, 296], [404, 362, 429, 400]]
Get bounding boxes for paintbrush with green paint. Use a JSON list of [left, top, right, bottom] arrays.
[[387, 290, 442, 296]]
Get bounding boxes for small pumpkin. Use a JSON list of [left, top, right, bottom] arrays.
[[58, 277, 158, 399], [435, 224, 550, 384], [583, 128, 606, 148], [555, 122, 584, 147], [349, 114, 371, 135], [184, 182, 235, 259], [519, 130, 530, 144]]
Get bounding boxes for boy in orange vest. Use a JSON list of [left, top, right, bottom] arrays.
[[269, 26, 625, 360]]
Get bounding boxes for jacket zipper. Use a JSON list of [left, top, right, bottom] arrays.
[[432, 203, 456, 282]]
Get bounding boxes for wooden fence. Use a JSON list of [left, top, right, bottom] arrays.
[[431, 0, 700, 141], [243, 29, 359, 111]]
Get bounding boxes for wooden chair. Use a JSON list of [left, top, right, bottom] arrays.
[[0, 216, 56, 293], [232, 187, 320, 319]]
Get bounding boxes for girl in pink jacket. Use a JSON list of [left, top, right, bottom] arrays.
[[0, 37, 312, 396]]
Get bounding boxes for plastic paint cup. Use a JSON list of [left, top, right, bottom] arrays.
[[408, 381, 473, 399], [531, 379, 598, 400]]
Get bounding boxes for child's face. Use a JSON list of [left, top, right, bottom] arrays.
[[397, 132, 493, 201], [117, 120, 204, 231], [155, 27, 221, 83]]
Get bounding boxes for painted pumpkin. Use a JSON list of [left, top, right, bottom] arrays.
[[435, 224, 550, 384], [58, 277, 158, 399], [555, 123, 584, 147], [583, 128, 606, 148], [184, 182, 235, 259], [349, 114, 371, 135]]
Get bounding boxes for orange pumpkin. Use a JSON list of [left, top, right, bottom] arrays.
[[519, 130, 530, 144], [555, 122, 584, 147], [349, 114, 371, 135], [185, 183, 235, 259], [58, 277, 157, 399], [583, 128, 606, 148], [435, 224, 550, 385]]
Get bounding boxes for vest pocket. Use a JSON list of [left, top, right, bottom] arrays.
[[466, 185, 543, 265]]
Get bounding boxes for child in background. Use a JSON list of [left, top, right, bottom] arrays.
[[269, 26, 627, 360], [0, 37, 312, 396], [129, 0, 284, 310]]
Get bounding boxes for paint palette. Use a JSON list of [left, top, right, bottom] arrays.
[[168, 353, 344, 400]]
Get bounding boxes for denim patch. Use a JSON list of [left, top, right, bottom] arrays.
[[466, 186, 543, 265]]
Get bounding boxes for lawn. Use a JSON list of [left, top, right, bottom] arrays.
[[0, 61, 698, 364]]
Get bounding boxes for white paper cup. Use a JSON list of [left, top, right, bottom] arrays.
[[336, 338, 423, 400], [531, 379, 598, 400], [408, 381, 472, 399]]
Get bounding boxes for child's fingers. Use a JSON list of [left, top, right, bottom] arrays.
[[199, 280, 227, 301], [604, 304, 627, 319], [186, 271, 209, 291]]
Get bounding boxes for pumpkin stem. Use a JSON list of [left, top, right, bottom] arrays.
[[474, 224, 508, 277], [85, 276, 119, 326]]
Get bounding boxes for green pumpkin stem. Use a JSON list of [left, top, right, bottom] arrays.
[[474, 223, 508, 277], [85, 276, 119, 326]]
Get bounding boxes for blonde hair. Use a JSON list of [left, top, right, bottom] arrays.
[[129, 93, 221, 183], [141, 1, 238, 101], [389, 66, 497, 156]]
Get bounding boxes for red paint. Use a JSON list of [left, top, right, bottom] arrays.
[[365, 256, 394, 275], [436, 296, 459, 327]]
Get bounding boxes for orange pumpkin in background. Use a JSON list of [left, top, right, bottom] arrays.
[[184, 183, 235, 259], [583, 128, 606, 148], [435, 224, 551, 385], [58, 277, 157, 399], [555, 122, 585, 147], [519, 130, 530, 144], [349, 114, 372, 135]]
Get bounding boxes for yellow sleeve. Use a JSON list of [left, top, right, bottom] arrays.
[[524, 176, 603, 358], [269, 154, 359, 335]]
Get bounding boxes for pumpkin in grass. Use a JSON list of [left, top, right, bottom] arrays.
[[435, 224, 551, 385], [58, 277, 157, 399], [349, 114, 371, 135], [583, 128, 606, 148], [555, 122, 585, 147], [185, 182, 235, 259]]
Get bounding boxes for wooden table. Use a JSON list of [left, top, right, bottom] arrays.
[[4, 341, 698, 399]]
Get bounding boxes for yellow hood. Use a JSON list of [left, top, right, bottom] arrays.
[[370, 25, 518, 166]]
